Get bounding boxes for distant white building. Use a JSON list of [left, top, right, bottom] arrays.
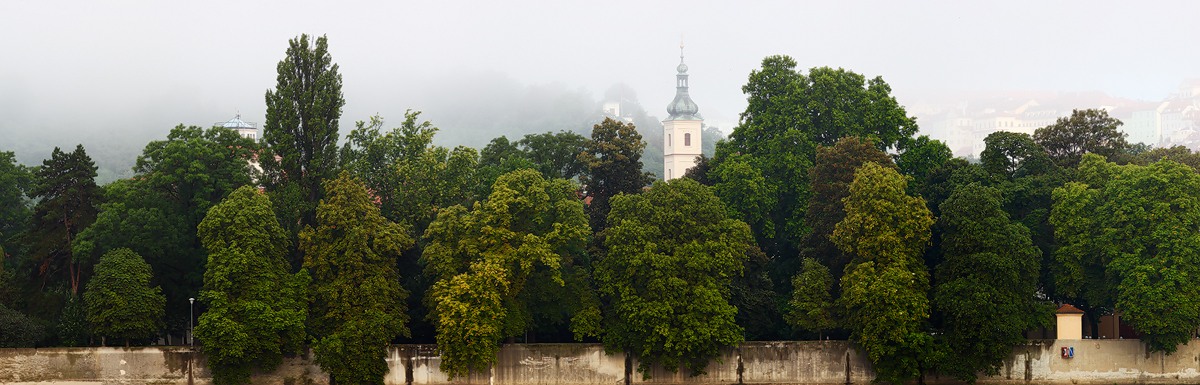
[[216, 114, 258, 140], [662, 49, 702, 181]]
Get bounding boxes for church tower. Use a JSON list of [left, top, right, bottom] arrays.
[[662, 45, 702, 181]]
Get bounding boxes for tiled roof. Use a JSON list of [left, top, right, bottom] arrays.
[[1057, 304, 1085, 314]]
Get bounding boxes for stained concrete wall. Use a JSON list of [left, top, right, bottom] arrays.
[[6, 340, 1200, 385]]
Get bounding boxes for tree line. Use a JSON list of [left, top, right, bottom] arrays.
[[4, 36, 1200, 385]]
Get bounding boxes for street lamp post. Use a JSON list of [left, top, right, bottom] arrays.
[[189, 298, 194, 347]]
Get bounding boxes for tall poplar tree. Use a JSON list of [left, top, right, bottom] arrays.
[[261, 34, 345, 242]]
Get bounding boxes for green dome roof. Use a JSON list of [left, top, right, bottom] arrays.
[[666, 55, 700, 121]]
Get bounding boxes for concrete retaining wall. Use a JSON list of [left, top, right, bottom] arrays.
[[4, 340, 1200, 385]]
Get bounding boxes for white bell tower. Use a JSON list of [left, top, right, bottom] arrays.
[[663, 44, 702, 180]]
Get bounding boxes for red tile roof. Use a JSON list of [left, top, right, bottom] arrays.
[[1057, 304, 1085, 314]]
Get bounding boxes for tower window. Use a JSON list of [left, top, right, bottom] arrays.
[[668, 134, 672, 147], [684, 133, 691, 146]]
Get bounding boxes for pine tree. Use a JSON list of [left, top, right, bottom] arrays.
[[26, 145, 103, 294]]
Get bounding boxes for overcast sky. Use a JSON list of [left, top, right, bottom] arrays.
[[2, 0, 1197, 164]]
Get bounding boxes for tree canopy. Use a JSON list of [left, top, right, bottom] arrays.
[[1033, 108, 1129, 168], [800, 137, 894, 282], [260, 34, 345, 231], [833, 162, 933, 385], [931, 183, 1051, 383], [423, 169, 590, 377], [716, 55, 919, 270], [302, 172, 413, 385], [83, 248, 165, 346], [197, 186, 309, 385], [25, 145, 103, 294], [596, 178, 751, 377], [578, 117, 654, 233], [1052, 154, 1200, 353]]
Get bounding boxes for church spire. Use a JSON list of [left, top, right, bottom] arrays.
[[666, 41, 700, 121]]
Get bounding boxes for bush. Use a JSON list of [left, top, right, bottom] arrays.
[[0, 303, 45, 347]]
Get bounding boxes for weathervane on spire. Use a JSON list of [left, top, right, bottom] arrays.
[[680, 35, 685, 63]]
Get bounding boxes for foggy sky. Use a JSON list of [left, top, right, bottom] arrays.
[[2, 1, 1196, 173]]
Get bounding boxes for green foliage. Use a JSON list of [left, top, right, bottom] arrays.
[[578, 117, 654, 232], [1137, 145, 1200, 171], [26, 144, 103, 294], [342, 111, 438, 221], [302, 172, 412, 385], [77, 124, 259, 329], [135, 125, 259, 226], [477, 136, 539, 196], [72, 178, 192, 330], [260, 34, 345, 230], [516, 130, 589, 180], [393, 145, 480, 234], [1033, 108, 1130, 168], [1052, 155, 1200, 353], [980, 131, 1057, 180], [895, 135, 952, 180], [931, 183, 1052, 383], [800, 137, 894, 282], [423, 169, 590, 377], [0, 303, 44, 348], [0, 151, 34, 254], [57, 294, 90, 347], [717, 55, 917, 267], [711, 153, 777, 243], [787, 258, 835, 336], [596, 178, 751, 377], [197, 186, 309, 385], [832, 162, 932, 384], [83, 248, 165, 345]]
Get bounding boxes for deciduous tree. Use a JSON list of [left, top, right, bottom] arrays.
[[800, 137, 893, 282], [787, 258, 835, 338], [423, 169, 589, 377], [1033, 108, 1129, 168], [596, 178, 751, 377], [517, 130, 588, 180], [578, 117, 653, 233], [833, 162, 932, 384], [260, 34, 345, 231], [83, 248, 165, 347], [197, 186, 309, 385], [302, 172, 412, 385], [717, 56, 918, 274], [931, 183, 1052, 383], [1052, 154, 1200, 353]]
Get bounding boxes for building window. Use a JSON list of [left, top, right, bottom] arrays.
[[668, 134, 672, 147], [684, 133, 691, 146]]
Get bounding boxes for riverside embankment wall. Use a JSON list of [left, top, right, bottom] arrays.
[[3, 340, 1199, 385]]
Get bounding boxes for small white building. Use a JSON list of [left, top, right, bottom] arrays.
[[662, 50, 702, 181], [216, 114, 259, 141]]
